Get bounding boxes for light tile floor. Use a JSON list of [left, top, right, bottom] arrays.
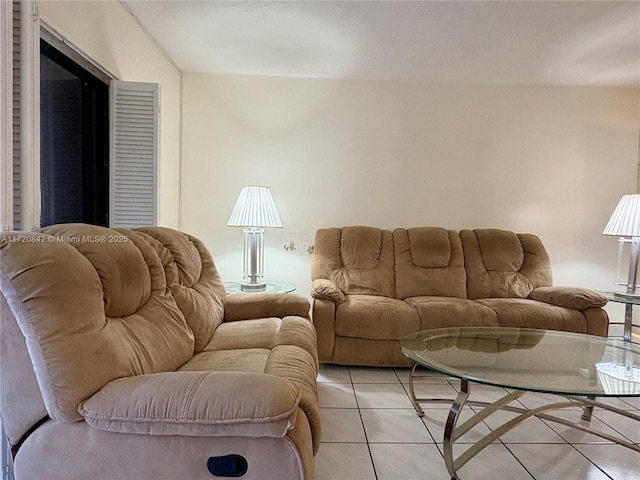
[[313, 364, 640, 480]]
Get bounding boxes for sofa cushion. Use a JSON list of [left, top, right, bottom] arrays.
[[405, 296, 500, 330], [312, 227, 395, 297], [461, 229, 553, 299], [79, 371, 301, 437], [394, 228, 467, 299], [335, 294, 420, 340], [341, 226, 385, 268], [1, 226, 195, 423], [203, 317, 318, 364], [181, 316, 321, 454], [475, 298, 587, 333], [45, 226, 153, 319]]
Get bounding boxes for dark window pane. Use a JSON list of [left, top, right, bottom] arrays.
[[40, 40, 108, 228]]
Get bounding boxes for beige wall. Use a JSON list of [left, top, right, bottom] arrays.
[[181, 73, 639, 303], [39, 0, 182, 228]]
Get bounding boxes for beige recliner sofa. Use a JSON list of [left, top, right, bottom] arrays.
[[311, 226, 608, 366], [1, 224, 320, 480]]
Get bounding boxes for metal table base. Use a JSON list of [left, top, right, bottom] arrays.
[[408, 364, 640, 480]]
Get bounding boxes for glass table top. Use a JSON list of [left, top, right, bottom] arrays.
[[224, 281, 296, 294], [401, 327, 640, 397], [602, 290, 640, 306]]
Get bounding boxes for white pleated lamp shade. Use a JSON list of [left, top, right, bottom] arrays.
[[596, 362, 640, 395], [227, 185, 283, 228], [603, 194, 640, 237]]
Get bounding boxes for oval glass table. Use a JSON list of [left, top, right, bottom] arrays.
[[401, 327, 640, 480]]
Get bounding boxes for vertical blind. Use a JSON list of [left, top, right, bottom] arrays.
[[109, 80, 159, 228], [12, 0, 21, 230]]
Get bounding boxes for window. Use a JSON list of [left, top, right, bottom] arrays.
[[40, 39, 109, 227], [2, 9, 159, 232]]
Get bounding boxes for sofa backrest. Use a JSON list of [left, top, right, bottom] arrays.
[[460, 229, 553, 299], [393, 227, 467, 299], [134, 226, 226, 353], [0, 224, 225, 429], [313, 226, 555, 302], [312, 227, 395, 297]]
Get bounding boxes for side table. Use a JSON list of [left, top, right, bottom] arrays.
[[224, 281, 296, 294], [602, 291, 639, 343]]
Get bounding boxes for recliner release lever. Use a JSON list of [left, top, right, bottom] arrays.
[[207, 455, 248, 477]]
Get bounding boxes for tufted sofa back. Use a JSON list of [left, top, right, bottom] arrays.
[[312, 226, 395, 297], [134, 226, 226, 353], [312, 227, 555, 301], [393, 227, 466, 299], [460, 229, 553, 299], [0, 224, 225, 435]]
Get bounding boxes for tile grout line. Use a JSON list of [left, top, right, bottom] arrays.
[[349, 367, 379, 480], [394, 368, 441, 447], [565, 442, 616, 480]]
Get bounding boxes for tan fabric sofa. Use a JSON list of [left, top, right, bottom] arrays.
[[311, 226, 609, 367], [1, 224, 320, 480]]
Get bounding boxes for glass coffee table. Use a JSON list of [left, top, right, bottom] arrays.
[[401, 327, 640, 480]]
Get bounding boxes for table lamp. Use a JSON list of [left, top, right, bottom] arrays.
[[227, 185, 282, 291], [603, 194, 640, 298]]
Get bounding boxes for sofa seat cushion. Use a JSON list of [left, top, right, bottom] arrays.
[[205, 317, 318, 366], [475, 298, 587, 333], [180, 349, 270, 373], [79, 371, 301, 438], [335, 294, 420, 340], [179, 316, 321, 454], [405, 296, 500, 330]]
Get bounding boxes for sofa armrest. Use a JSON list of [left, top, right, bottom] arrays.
[[312, 298, 337, 363], [79, 371, 301, 437], [311, 279, 345, 305], [529, 286, 607, 311], [223, 293, 310, 322]]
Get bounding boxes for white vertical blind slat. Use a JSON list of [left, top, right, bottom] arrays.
[[11, 0, 21, 230]]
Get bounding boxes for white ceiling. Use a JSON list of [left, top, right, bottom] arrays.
[[122, 0, 639, 87]]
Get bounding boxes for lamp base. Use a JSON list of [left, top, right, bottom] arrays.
[[241, 228, 265, 290], [240, 282, 266, 292]]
